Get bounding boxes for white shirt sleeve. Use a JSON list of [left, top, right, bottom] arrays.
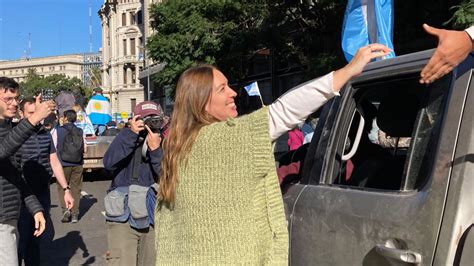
[[466, 26, 474, 41], [268, 72, 339, 142]]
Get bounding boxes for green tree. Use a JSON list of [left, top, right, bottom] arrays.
[[147, 0, 268, 98], [20, 68, 86, 99], [447, 0, 474, 28], [148, 0, 466, 99]]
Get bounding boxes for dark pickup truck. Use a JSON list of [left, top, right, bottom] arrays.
[[283, 50, 473, 265]]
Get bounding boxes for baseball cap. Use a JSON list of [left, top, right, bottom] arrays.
[[133, 101, 163, 118]]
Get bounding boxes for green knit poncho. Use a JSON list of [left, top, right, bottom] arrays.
[[155, 107, 288, 265]]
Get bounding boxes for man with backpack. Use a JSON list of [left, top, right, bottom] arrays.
[[56, 109, 85, 223]]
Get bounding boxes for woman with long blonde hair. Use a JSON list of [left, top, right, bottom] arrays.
[[156, 44, 390, 265]]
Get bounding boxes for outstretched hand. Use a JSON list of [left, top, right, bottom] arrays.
[[420, 24, 473, 84], [333, 43, 391, 92], [346, 43, 392, 77]]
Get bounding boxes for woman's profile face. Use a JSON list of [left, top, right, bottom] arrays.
[[205, 69, 238, 121]]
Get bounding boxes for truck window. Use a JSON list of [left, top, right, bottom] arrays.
[[330, 74, 451, 191]]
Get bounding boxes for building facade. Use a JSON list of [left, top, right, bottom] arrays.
[[0, 54, 84, 83], [99, 0, 160, 114], [83, 53, 103, 88], [0, 53, 102, 86]]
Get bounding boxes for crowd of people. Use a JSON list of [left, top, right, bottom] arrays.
[[0, 24, 471, 265]]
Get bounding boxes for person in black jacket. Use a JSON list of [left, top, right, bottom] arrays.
[[103, 101, 163, 265], [0, 77, 55, 265], [16, 97, 75, 266]]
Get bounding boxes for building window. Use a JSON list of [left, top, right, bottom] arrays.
[[122, 13, 126, 27], [137, 10, 143, 25], [123, 67, 128, 84], [131, 98, 136, 111], [130, 38, 136, 56], [123, 39, 127, 56], [130, 12, 136, 25], [131, 68, 136, 82]]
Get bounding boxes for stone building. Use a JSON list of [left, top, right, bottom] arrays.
[[98, 0, 161, 114], [0, 53, 102, 86], [0, 54, 83, 83]]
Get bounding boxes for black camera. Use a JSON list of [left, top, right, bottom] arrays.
[[139, 116, 163, 138]]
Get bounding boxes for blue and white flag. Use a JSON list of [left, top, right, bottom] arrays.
[[341, 0, 396, 62], [244, 82, 261, 97], [75, 110, 95, 136], [86, 94, 112, 125]]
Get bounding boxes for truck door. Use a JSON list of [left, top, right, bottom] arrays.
[[286, 52, 471, 265]]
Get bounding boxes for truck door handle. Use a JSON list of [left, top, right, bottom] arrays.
[[375, 244, 422, 264]]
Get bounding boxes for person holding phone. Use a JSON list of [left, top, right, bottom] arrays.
[[15, 97, 74, 265], [0, 77, 54, 265]]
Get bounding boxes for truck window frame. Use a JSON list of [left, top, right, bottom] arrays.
[[317, 73, 452, 192]]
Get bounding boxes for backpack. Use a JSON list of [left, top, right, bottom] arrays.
[[59, 126, 83, 163]]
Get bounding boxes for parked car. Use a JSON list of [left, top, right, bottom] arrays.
[[283, 50, 473, 265], [83, 135, 115, 172]]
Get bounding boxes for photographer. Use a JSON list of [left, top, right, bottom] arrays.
[[103, 101, 163, 266]]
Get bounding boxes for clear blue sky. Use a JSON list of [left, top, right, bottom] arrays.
[[0, 0, 103, 60]]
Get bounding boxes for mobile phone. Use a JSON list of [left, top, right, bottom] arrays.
[[41, 88, 55, 102]]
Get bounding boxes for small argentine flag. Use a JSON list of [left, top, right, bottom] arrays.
[[244, 82, 261, 97], [86, 94, 112, 125]]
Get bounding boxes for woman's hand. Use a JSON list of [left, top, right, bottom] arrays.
[[333, 43, 391, 92], [33, 212, 46, 237], [346, 43, 391, 77]]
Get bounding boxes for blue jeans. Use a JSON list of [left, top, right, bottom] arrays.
[[18, 188, 51, 266]]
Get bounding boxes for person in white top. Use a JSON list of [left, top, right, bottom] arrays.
[[420, 24, 474, 84]]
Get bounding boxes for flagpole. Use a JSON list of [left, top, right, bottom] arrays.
[[258, 94, 265, 107]]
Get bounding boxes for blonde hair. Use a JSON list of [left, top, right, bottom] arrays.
[[159, 64, 217, 207]]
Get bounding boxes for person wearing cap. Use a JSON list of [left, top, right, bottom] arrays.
[[103, 101, 163, 265], [101, 120, 121, 136]]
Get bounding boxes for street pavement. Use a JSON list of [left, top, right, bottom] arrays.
[[39, 175, 110, 265]]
